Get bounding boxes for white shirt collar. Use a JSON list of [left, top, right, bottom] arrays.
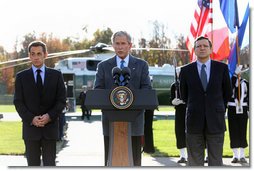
[[116, 55, 129, 67], [196, 59, 211, 68], [32, 65, 45, 74]]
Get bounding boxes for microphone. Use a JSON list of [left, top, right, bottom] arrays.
[[112, 67, 121, 86], [121, 67, 131, 86]]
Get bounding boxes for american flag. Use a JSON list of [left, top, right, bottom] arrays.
[[186, 0, 213, 62]]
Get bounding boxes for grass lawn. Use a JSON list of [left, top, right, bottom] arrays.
[[0, 121, 24, 155], [0, 105, 16, 112], [152, 119, 249, 158], [0, 105, 249, 157], [0, 119, 249, 157]]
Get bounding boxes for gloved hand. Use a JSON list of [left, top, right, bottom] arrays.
[[235, 65, 243, 75], [172, 98, 184, 106]]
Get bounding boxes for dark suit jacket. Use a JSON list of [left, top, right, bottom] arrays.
[[180, 60, 232, 134], [14, 67, 66, 140], [94, 55, 152, 136]]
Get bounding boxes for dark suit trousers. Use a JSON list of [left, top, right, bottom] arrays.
[[228, 107, 248, 148], [104, 136, 142, 166], [186, 132, 224, 166], [175, 105, 186, 149], [143, 110, 155, 153], [24, 139, 56, 166]]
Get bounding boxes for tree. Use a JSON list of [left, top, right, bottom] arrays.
[[18, 32, 37, 58], [175, 34, 189, 66], [0, 46, 15, 94], [92, 28, 113, 45], [0, 46, 8, 62], [134, 21, 173, 66]]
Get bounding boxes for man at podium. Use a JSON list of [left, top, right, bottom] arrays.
[[94, 31, 152, 166]]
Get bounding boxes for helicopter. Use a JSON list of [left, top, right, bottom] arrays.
[[0, 43, 188, 110], [53, 43, 189, 111]]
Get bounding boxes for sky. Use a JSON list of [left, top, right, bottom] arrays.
[[0, 0, 252, 52]]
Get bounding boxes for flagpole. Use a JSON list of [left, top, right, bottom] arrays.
[[211, 0, 214, 59], [173, 56, 179, 99], [234, 0, 241, 106], [235, 27, 241, 107]]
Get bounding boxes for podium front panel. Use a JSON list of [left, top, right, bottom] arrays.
[[103, 110, 142, 122], [85, 89, 158, 110]]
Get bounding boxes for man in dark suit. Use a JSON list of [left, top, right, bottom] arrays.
[[79, 85, 91, 120], [94, 31, 152, 166], [13, 41, 66, 166], [180, 36, 232, 166]]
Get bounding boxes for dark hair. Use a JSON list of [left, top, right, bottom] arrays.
[[28, 41, 47, 53], [111, 31, 132, 44], [194, 36, 212, 49]]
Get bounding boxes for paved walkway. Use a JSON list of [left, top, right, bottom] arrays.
[[0, 111, 250, 167]]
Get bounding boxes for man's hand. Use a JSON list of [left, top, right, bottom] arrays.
[[32, 116, 44, 127], [32, 114, 51, 127], [39, 113, 51, 125], [172, 98, 184, 106]]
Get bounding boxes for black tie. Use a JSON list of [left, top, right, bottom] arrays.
[[36, 69, 43, 94], [201, 64, 207, 90]]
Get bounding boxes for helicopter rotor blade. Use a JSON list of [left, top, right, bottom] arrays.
[[0, 49, 92, 70]]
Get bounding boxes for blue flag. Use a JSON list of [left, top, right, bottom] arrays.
[[219, 0, 239, 33], [228, 3, 249, 76]]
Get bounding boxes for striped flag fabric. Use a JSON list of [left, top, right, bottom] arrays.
[[186, 0, 213, 61], [227, 3, 249, 76], [186, 0, 230, 62]]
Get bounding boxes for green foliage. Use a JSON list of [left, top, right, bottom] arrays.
[[92, 28, 113, 45]]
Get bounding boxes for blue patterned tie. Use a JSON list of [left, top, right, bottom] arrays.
[[201, 64, 207, 90], [120, 60, 125, 85]]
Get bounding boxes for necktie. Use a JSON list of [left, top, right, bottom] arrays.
[[200, 64, 207, 90], [120, 60, 125, 85], [36, 69, 43, 94], [120, 60, 125, 69]]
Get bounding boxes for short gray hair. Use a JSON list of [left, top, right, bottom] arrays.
[[111, 31, 132, 44]]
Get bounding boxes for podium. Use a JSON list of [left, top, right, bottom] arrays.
[[85, 88, 158, 166]]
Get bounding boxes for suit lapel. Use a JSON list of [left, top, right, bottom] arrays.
[[128, 55, 137, 78], [43, 67, 51, 93], [27, 68, 36, 85], [27, 68, 40, 99], [206, 60, 214, 91], [108, 56, 117, 67]]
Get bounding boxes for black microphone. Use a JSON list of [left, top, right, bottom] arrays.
[[112, 67, 121, 86], [121, 67, 131, 85]]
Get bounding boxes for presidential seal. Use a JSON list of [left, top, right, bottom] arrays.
[[110, 86, 134, 109]]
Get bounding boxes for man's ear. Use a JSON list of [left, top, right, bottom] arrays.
[[44, 52, 48, 59]]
